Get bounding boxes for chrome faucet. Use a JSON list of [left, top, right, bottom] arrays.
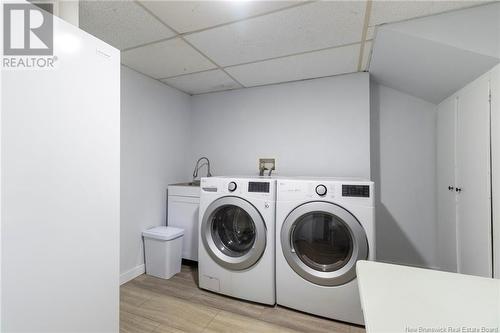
[[193, 157, 212, 183]]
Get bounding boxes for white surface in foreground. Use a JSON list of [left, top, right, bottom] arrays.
[[357, 261, 500, 333]]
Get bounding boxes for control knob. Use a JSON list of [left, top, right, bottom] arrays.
[[228, 181, 237, 192], [316, 184, 327, 196]]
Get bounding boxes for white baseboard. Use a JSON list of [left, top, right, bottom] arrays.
[[120, 264, 145, 285]]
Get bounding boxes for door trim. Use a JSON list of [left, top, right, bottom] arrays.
[[201, 196, 267, 271], [281, 201, 368, 286]]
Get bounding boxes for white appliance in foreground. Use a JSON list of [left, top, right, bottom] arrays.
[[276, 178, 375, 324], [198, 177, 276, 305], [357, 261, 500, 333], [1, 3, 120, 332]]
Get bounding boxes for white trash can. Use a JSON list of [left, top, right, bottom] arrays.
[[142, 226, 184, 279]]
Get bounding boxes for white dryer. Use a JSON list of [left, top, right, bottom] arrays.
[[198, 176, 276, 305], [276, 178, 375, 324]]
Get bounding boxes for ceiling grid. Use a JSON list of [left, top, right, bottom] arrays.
[[134, 0, 246, 89], [79, 0, 493, 95], [358, 0, 373, 71]]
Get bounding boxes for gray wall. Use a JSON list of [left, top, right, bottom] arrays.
[[371, 83, 438, 268], [189, 73, 371, 178], [120, 66, 191, 280]]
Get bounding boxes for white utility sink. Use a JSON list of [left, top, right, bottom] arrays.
[[168, 182, 200, 197]]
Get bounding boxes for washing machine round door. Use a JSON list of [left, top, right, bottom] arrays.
[[281, 201, 368, 286], [201, 196, 267, 271]]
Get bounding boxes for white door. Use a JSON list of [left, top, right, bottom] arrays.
[[456, 77, 492, 277], [436, 97, 458, 272]]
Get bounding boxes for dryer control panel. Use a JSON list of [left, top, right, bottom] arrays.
[[277, 179, 374, 207]]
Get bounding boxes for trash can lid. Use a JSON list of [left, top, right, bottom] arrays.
[[142, 226, 184, 241]]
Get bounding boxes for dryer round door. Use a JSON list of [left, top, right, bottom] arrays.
[[281, 201, 368, 286], [201, 196, 267, 271]]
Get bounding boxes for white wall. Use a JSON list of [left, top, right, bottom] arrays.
[[189, 73, 371, 178], [120, 67, 191, 282], [1, 15, 120, 332], [371, 83, 438, 268]]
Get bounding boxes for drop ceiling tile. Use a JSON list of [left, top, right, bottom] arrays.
[[139, 1, 303, 33], [225, 43, 360, 87], [369, 1, 488, 27], [121, 38, 216, 79], [428, 1, 491, 15], [79, 1, 175, 50], [162, 70, 240, 95], [370, 1, 431, 26], [185, 1, 366, 67]]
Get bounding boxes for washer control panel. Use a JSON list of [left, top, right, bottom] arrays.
[[228, 181, 237, 192], [315, 184, 327, 196], [248, 181, 270, 193], [342, 184, 370, 198]]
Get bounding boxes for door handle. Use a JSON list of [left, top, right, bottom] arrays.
[[448, 186, 454, 191], [455, 187, 462, 193]]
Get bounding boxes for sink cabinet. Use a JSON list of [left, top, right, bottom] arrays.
[[167, 183, 201, 261]]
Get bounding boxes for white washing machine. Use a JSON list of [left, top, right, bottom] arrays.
[[198, 176, 276, 305], [276, 178, 375, 324]]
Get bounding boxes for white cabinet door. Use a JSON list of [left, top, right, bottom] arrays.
[[437, 97, 458, 272], [168, 196, 200, 261], [456, 77, 492, 278]]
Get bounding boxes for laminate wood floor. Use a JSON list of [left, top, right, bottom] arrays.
[[120, 263, 366, 333]]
